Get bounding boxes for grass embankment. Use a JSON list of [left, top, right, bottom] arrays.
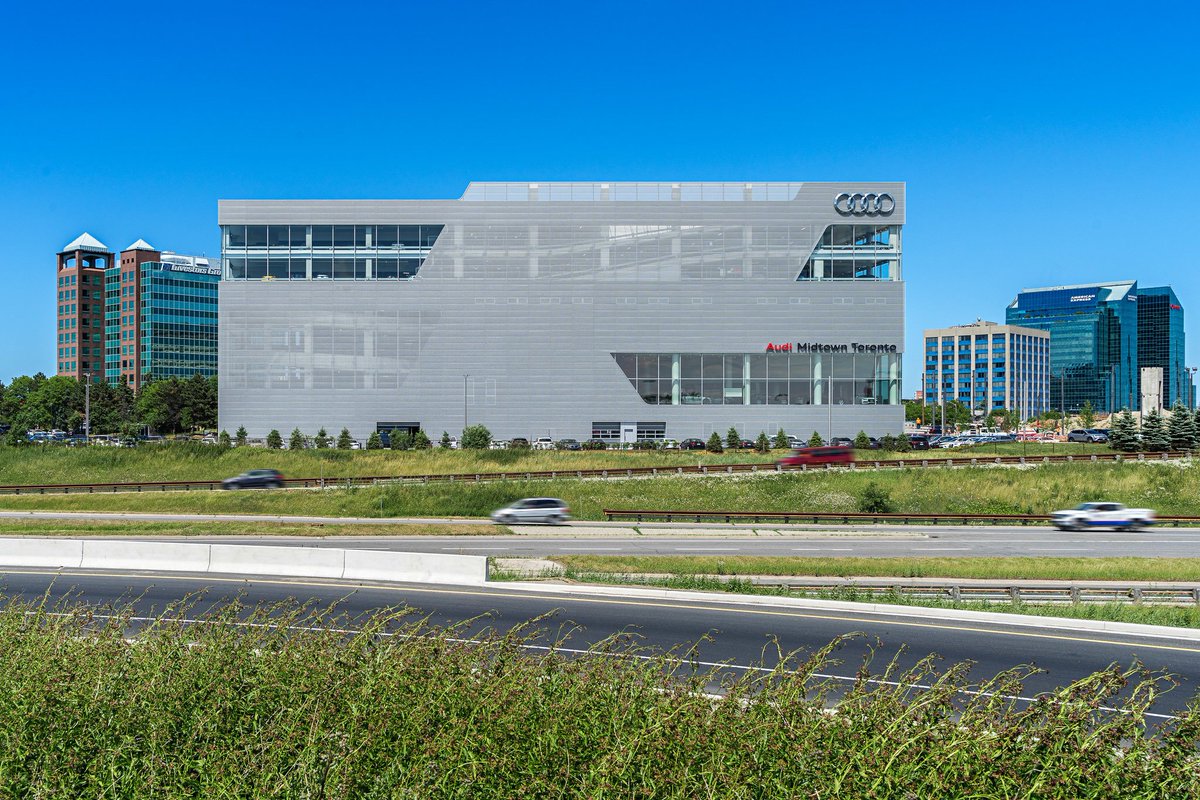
[[0, 440, 1115, 486], [2, 461, 1198, 519], [1, 598, 1195, 797], [0, 518, 499, 538]]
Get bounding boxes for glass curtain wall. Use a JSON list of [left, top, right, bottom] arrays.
[[223, 225, 443, 281]]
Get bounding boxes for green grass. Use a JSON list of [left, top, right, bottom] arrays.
[[0, 440, 1119, 486], [3, 460, 1200, 520], [0, 518, 501, 537], [548, 555, 1200, 581], [1, 597, 1196, 797]]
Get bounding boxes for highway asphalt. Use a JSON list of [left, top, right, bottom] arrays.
[[2, 567, 1199, 718]]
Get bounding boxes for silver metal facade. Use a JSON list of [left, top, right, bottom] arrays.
[[218, 182, 905, 442]]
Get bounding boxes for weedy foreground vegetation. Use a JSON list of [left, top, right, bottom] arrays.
[[0, 598, 1198, 798]]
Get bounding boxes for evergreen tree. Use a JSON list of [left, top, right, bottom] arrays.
[[772, 429, 788, 450], [1079, 400, 1096, 430], [235, 426, 247, 447], [218, 429, 231, 449], [366, 431, 383, 450], [391, 431, 412, 450], [808, 431, 824, 447], [853, 430, 871, 449], [705, 432, 724, 453], [440, 431, 452, 449], [314, 428, 329, 449], [1168, 401, 1198, 451], [725, 426, 740, 449], [1109, 410, 1139, 452], [289, 428, 306, 450], [413, 430, 433, 449], [1141, 408, 1169, 452], [337, 427, 353, 450], [266, 429, 283, 449], [755, 431, 770, 453]]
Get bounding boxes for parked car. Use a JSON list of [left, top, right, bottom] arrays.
[[679, 438, 706, 450], [908, 434, 931, 450], [533, 437, 555, 450], [776, 446, 855, 468], [222, 469, 285, 490], [1050, 502, 1155, 531], [660, 439, 679, 450], [830, 437, 854, 448], [490, 497, 572, 525], [509, 437, 531, 449], [556, 438, 582, 451], [489, 439, 509, 450], [1067, 429, 1109, 443], [738, 438, 756, 449]]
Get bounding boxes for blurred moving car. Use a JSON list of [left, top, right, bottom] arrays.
[[776, 446, 854, 468], [222, 469, 285, 490], [1050, 502, 1155, 531], [679, 438, 706, 450], [490, 497, 571, 525]]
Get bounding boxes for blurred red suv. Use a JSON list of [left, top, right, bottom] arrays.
[[777, 446, 854, 468]]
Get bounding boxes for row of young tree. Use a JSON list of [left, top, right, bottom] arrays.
[[0, 373, 217, 439], [1107, 402, 1200, 452]]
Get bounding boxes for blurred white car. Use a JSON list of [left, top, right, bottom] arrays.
[[491, 498, 571, 525], [1050, 502, 1155, 531]]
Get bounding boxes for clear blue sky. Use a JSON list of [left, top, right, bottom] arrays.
[[2, 0, 1197, 393]]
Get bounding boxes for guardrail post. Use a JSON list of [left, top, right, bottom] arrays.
[[602, 470, 608, 478], [1019, 457, 1025, 465], [1193, 588, 1200, 606], [800, 464, 806, 472], [897, 460, 904, 468], [475, 474, 481, 482], [971, 458, 977, 466], [1091, 454, 1097, 462], [874, 461, 880, 469], [921, 460, 928, 468], [1067, 455, 1073, 462], [1071, 586, 1081, 603], [1010, 587, 1020, 602], [1137, 453, 1144, 461], [950, 586, 961, 601], [1132, 587, 1143, 604], [1162, 453, 1169, 461], [627, 469, 633, 477], [1115, 455, 1122, 463]]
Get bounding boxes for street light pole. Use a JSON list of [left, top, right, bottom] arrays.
[[83, 372, 91, 444], [463, 374, 469, 432], [826, 375, 832, 442]]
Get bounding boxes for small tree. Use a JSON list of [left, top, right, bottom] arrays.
[[413, 429, 433, 449], [289, 427, 306, 451], [391, 431, 412, 451], [755, 431, 770, 453], [461, 424, 492, 450], [1079, 400, 1096, 430], [1141, 408, 1169, 452], [314, 428, 329, 449], [337, 427, 353, 450], [5, 425, 28, 447], [808, 431, 824, 447], [1109, 409, 1139, 452], [265, 429, 283, 449], [217, 429, 231, 449], [706, 432, 724, 453], [440, 431, 452, 449], [725, 426, 740, 449], [1168, 401, 1197, 451], [853, 430, 871, 449], [772, 429, 788, 450], [366, 431, 383, 450], [235, 426, 247, 447], [857, 482, 894, 513]]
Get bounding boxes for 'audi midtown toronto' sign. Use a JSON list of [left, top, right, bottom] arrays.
[[834, 192, 895, 216], [766, 342, 898, 353]]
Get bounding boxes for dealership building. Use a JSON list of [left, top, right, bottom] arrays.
[[217, 182, 905, 443]]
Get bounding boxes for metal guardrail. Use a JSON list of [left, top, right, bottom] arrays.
[[602, 508, 1200, 526], [749, 580, 1200, 605], [0, 450, 1191, 496]]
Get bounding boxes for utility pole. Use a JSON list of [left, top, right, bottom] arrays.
[[826, 375, 832, 442], [463, 374, 469, 432], [83, 372, 91, 443]]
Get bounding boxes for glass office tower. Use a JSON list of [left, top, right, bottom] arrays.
[[1137, 287, 1187, 408], [1006, 281, 1139, 413]]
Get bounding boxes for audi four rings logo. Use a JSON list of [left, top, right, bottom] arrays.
[[834, 192, 895, 215]]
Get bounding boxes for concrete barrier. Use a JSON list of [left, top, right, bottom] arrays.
[[81, 540, 210, 572], [209, 544, 346, 579], [0, 538, 84, 568], [343, 549, 487, 585]]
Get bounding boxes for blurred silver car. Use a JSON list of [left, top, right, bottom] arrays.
[[491, 498, 571, 525]]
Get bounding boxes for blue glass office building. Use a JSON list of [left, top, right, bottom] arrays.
[[1137, 287, 1187, 408], [1006, 281, 1139, 413]]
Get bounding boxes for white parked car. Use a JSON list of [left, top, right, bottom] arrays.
[[1050, 502, 1155, 531], [491, 497, 571, 525], [533, 437, 555, 450], [489, 439, 509, 450]]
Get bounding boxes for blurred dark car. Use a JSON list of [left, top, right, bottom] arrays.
[[679, 438, 706, 450], [222, 469, 285, 490]]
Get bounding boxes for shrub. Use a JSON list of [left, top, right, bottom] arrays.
[[365, 431, 383, 450], [857, 482, 894, 513], [706, 432, 724, 453], [390, 432, 412, 451], [755, 432, 770, 453], [235, 426, 247, 447], [854, 430, 871, 449], [439, 431, 452, 449], [289, 428, 306, 451], [581, 439, 607, 450], [413, 430, 433, 449], [314, 428, 329, 449], [633, 440, 658, 451], [726, 426, 740, 449], [1110, 410, 1139, 452], [265, 429, 283, 449], [217, 430, 231, 449], [773, 429, 788, 450], [461, 424, 492, 450], [808, 431, 824, 447], [337, 428, 353, 450]]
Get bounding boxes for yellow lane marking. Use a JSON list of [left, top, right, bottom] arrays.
[[3, 567, 1200, 655]]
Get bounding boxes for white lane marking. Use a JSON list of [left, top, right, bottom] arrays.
[[559, 547, 624, 551], [791, 547, 853, 551], [1035, 548, 1093, 551], [911, 547, 971, 551], [674, 547, 742, 552], [440, 546, 512, 550]]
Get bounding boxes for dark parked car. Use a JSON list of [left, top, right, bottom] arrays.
[[909, 434, 931, 450], [509, 437, 531, 449], [738, 438, 756, 449], [222, 469, 285, 490], [556, 438, 582, 450], [830, 437, 854, 448], [679, 438, 706, 450]]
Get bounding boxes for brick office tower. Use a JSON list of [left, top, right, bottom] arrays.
[[56, 233, 112, 382], [109, 239, 163, 390]]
